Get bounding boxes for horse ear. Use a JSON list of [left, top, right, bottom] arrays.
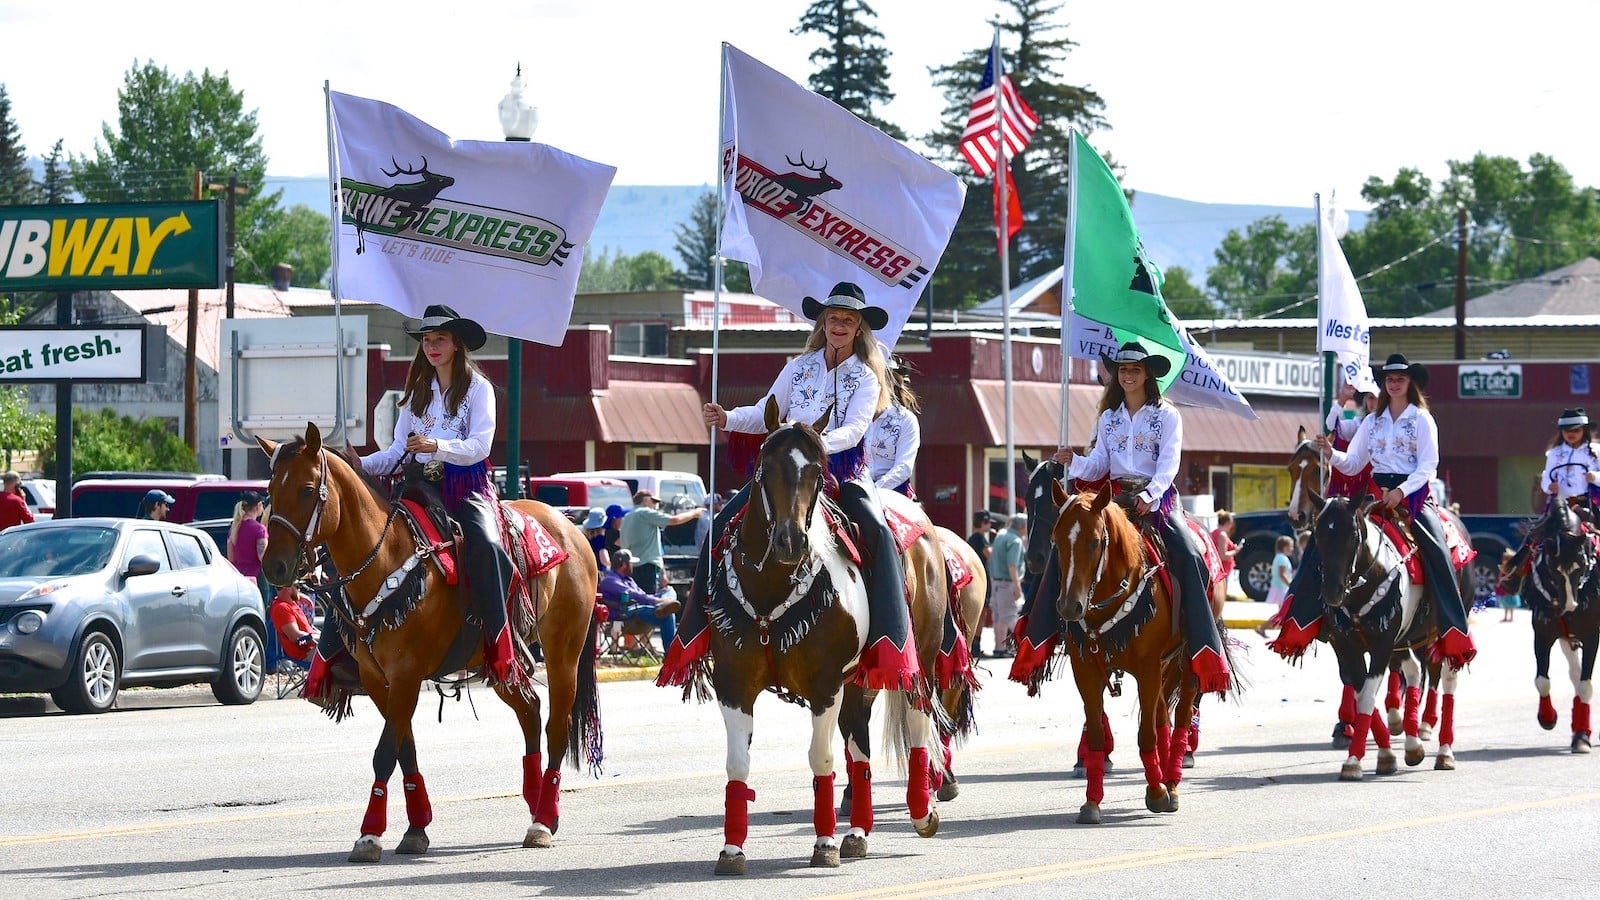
[[1022, 449, 1038, 472], [810, 403, 834, 433], [1308, 484, 1326, 513], [763, 395, 780, 433], [257, 435, 278, 458], [1090, 486, 1113, 514], [305, 421, 323, 454], [1050, 478, 1068, 506], [1297, 425, 1307, 445]]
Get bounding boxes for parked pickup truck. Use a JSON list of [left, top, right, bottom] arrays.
[[1231, 508, 1530, 605]]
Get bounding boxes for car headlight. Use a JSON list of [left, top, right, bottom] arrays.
[[13, 610, 44, 635], [16, 581, 65, 602]]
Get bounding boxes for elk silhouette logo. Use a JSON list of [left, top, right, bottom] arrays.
[[345, 156, 457, 254], [770, 152, 842, 218]]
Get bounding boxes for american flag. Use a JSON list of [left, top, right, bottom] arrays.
[[959, 38, 1040, 178]]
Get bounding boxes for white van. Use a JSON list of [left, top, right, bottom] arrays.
[[552, 470, 709, 593]]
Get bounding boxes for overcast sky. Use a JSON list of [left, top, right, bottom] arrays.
[[3, 0, 1595, 210]]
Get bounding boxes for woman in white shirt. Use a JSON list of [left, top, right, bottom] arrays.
[[1499, 407, 1600, 597], [681, 282, 919, 689], [1054, 341, 1231, 693], [358, 304, 517, 683], [1318, 353, 1475, 669], [867, 355, 921, 498]]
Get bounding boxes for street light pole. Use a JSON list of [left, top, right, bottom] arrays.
[[498, 65, 538, 500]]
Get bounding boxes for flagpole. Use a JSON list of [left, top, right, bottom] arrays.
[[1060, 130, 1078, 449], [1315, 192, 1332, 494], [993, 25, 1016, 513], [706, 43, 729, 579], [324, 81, 347, 448]]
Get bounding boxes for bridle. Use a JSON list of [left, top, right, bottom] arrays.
[[1059, 496, 1162, 646], [268, 445, 406, 595]]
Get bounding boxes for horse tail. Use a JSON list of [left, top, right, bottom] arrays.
[[1216, 621, 1249, 701], [882, 688, 950, 780], [565, 607, 603, 774]]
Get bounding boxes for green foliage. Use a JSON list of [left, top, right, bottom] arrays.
[[0, 84, 41, 205], [927, 0, 1109, 308], [38, 407, 196, 479], [672, 190, 752, 292], [1205, 216, 1316, 318], [793, 0, 905, 140], [243, 204, 332, 288], [0, 300, 51, 468], [578, 248, 684, 292], [1158, 265, 1218, 320], [39, 139, 69, 203]]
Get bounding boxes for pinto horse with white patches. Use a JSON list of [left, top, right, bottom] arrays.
[[695, 398, 950, 875], [1520, 495, 1600, 752]]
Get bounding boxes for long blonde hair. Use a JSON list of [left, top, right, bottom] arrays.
[[802, 314, 890, 416]]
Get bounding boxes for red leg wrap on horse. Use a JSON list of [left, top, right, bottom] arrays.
[[1539, 694, 1559, 728], [1102, 713, 1116, 756], [1187, 716, 1200, 752], [1076, 724, 1089, 762], [724, 780, 756, 849], [1386, 670, 1402, 712], [1423, 687, 1440, 727], [403, 773, 432, 830], [1139, 748, 1165, 790], [521, 752, 543, 816], [848, 760, 874, 834], [1573, 699, 1591, 736], [1439, 695, 1456, 747], [907, 747, 932, 821], [1165, 727, 1187, 786], [812, 773, 837, 837], [1349, 712, 1372, 760], [1083, 749, 1107, 805], [1371, 705, 1392, 750], [360, 781, 387, 836], [1404, 686, 1422, 736], [1339, 684, 1357, 723], [534, 769, 561, 831]]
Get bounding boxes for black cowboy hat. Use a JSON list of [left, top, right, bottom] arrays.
[[801, 281, 889, 332], [1099, 340, 1172, 379], [407, 304, 487, 352], [886, 354, 914, 377], [1557, 408, 1590, 429], [1373, 352, 1428, 390]]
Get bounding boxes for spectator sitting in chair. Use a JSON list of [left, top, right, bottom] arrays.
[[600, 548, 681, 648], [270, 584, 318, 663]]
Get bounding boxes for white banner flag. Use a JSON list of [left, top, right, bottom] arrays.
[[330, 91, 616, 346], [1315, 195, 1379, 394], [1067, 312, 1258, 420], [719, 44, 966, 346]]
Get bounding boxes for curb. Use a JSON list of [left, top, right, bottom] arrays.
[[597, 664, 661, 683]]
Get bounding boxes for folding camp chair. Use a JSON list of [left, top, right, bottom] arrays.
[[596, 595, 664, 665]]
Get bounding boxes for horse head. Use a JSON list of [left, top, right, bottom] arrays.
[[1538, 500, 1594, 605], [1050, 482, 1130, 623], [257, 422, 341, 587], [1313, 494, 1376, 609], [1024, 456, 1066, 575], [752, 396, 830, 566], [1287, 425, 1326, 529]]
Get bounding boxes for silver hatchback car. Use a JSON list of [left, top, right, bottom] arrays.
[[0, 518, 268, 713]]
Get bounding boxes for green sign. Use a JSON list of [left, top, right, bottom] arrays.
[[1459, 363, 1522, 398], [0, 200, 223, 291]]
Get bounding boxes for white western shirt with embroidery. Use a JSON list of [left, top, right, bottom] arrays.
[[1543, 442, 1600, 499], [867, 403, 920, 489], [725, 348, 879, 480], [360, 370, 497, 474], [1324, 405, 1365, 443], [1067, 399, 1183, 507], [1329, 402, 1437, 498]]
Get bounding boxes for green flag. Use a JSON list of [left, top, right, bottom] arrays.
[[1067, 131, 1185, 390]]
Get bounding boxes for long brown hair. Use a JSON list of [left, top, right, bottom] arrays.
[[802, 313, 890, 416], [1097, 364, 1164, 416], [888, 369, 921, 414], [1386, 376, 1428, 413], [400, 334, 482, 417]]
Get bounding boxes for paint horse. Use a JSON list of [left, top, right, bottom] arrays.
[[1519, 489, 1600, 752], [699, 398, 951, 875], [258, 423, 601, 861], [1048, 481, 1204, 824], [1308, 486, 1474, 779], [1282, 431, 1443, 750]]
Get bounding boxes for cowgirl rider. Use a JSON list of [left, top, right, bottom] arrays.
[[1318, 353, 1476, 669], [1055, 341, 1232, 693], [866, 355, 921, 498], [1498, 407, 1600, 596], [661, 281, 921, 689]]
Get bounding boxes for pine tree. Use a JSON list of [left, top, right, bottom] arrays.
[[672, 190, 752, 292], [0, 84, 40, 205], [926, 0, 1108, 308], [40, 140, 70, 203], [793, 0, 905, 140]]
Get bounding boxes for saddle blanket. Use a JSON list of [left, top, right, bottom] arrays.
[[936, 529, 975, 592], [397, 500, 569, 585], [884, 504, 928, 554], [1372, 512, 1474, 584]]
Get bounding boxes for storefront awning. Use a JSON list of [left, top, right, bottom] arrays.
[[593, 381, 709, 445]]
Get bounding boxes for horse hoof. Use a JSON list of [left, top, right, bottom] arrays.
[[1182, 751, 1196, 769], [914, 808, 940, 838], [1332, 723, 1352, 750], [1419, 723, 1436, 741], [715, 851, 747, 876], [394, 828, 429, 855], [1435, 754, 1456, 771], [840, 834, 868, 859], [1068, 765, 1086, 780], [1076, 802, 1102, 825], [1405, 745, 1425, 767], [1376, 750, 1398, 776], [937, 779, 960, 803], [842, 783, 853, 801], [1386, 709, 1403, 734], [1339, 761, 1363, 782], [1164, 789, 1180, 813], [348, 836, 383, 863], [523, 824, 553, 848], [1573, 733, 1593, 754], [810, 845, 841, 868], [1538, 714, 1558, 732], [1145, 788, 1171, 813]]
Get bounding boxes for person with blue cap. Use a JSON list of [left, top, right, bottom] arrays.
[[137, 489, 175, 520]]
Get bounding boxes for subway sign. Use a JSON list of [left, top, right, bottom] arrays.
[[0, 200, 223, 291], [1459, 363, 1522, 398]]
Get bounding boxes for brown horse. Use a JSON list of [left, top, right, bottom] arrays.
[[257, 423, 600, 862], [1049, 481, 1199, 824], [930, 525, 985, 800], [704, 398, 950, 874]]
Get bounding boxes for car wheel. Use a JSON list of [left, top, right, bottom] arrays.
[[51, 630, 120, 714], [1237, 545, 1275, 603], [212, 624, 265, 706], [1469, 538, 1506, 606]]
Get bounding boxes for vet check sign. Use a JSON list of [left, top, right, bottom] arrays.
[[0, 200, 224, 291], [0, 326, 147, 383]]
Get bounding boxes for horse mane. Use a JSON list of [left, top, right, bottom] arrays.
[[277, 437, 390, 509]]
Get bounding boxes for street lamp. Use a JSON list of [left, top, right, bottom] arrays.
[[498, 65, 537, 499]]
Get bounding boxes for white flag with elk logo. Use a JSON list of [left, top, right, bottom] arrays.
[[330, 90, 616, 346], [718, 44, 966, 346]]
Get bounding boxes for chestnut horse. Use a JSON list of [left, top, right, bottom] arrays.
[[703, 399, 949, 875], [1048, 481, 1200, 825], [258, 423, 600, 861], [1520, 494, 1600, 752]]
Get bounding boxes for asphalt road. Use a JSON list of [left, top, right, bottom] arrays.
[[4, 611, 1597, 899]]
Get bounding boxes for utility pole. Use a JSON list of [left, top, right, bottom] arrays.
[[184, 170, 201, 454], [208, 173, 248, 475], [53, 291, 73, 517], [1454, 205, 1468, 360]]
